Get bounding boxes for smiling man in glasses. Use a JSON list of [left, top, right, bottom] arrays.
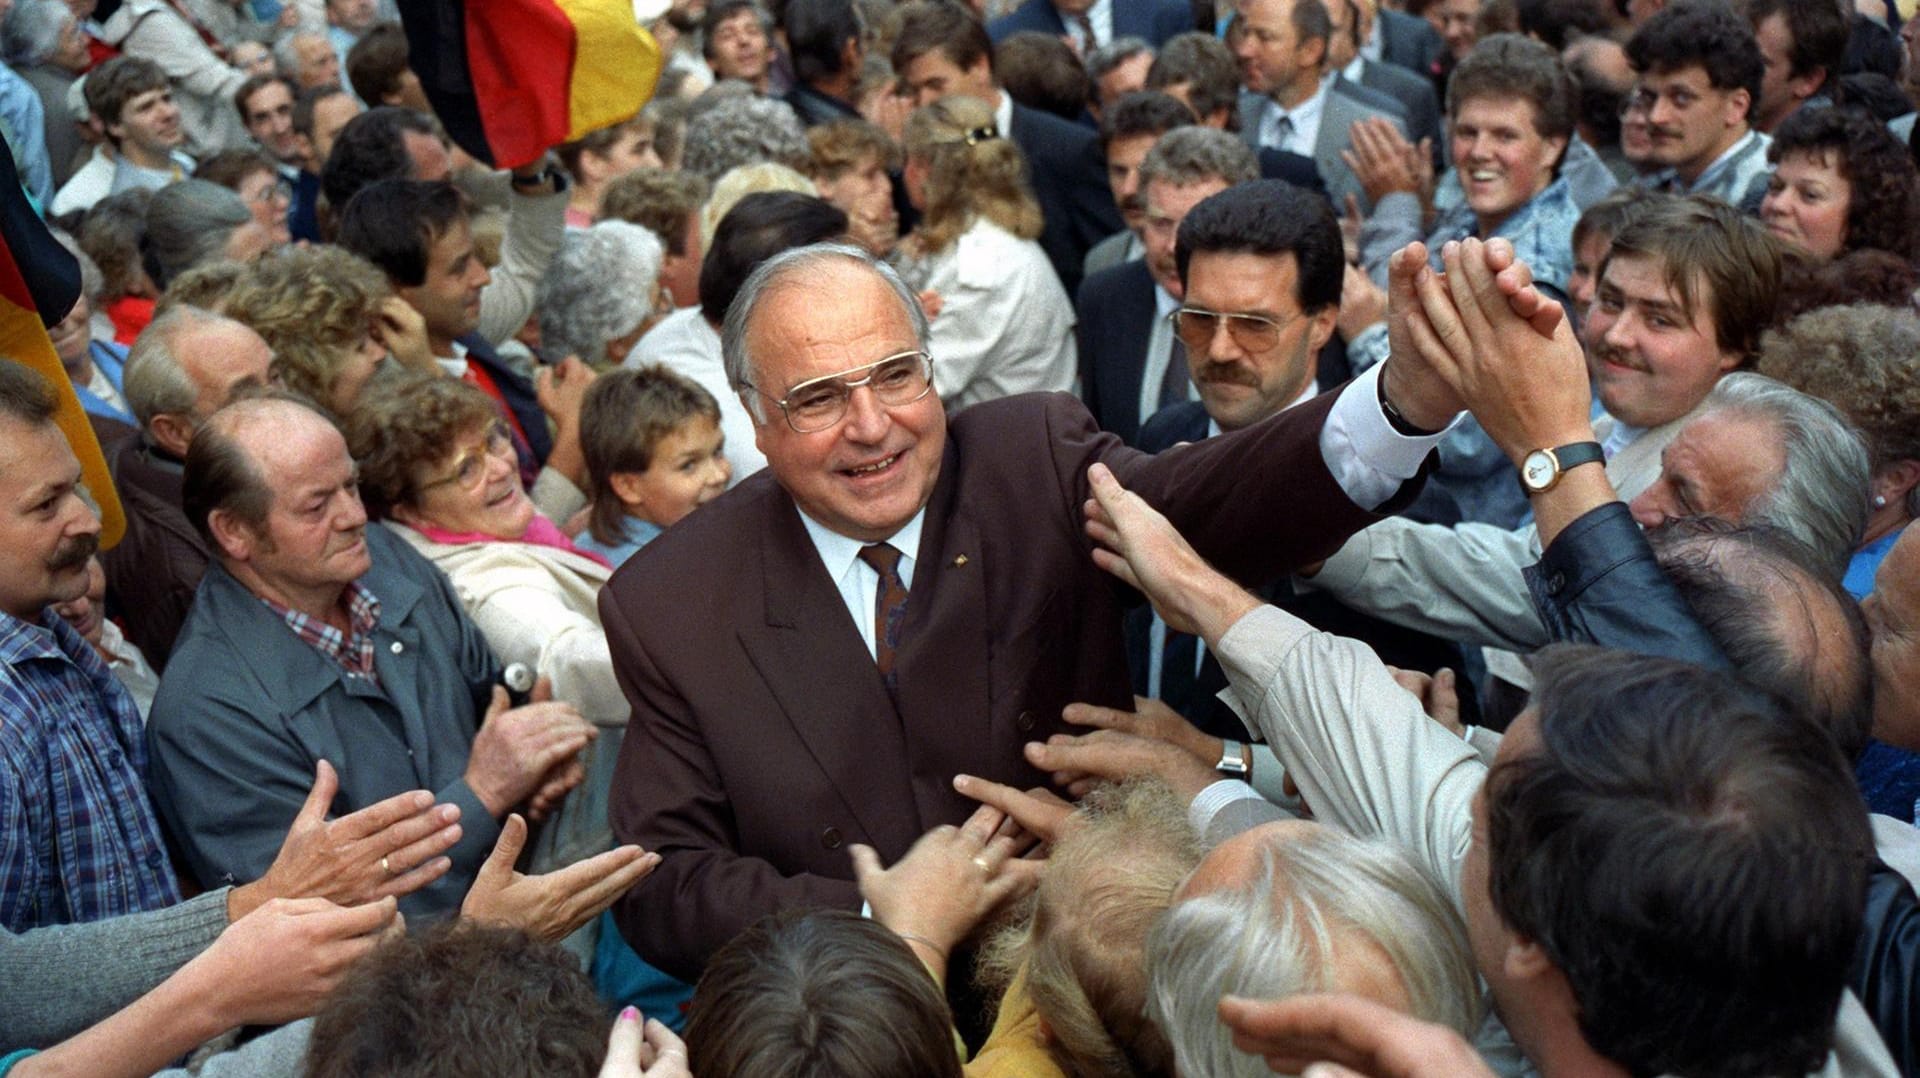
[[596, 233, 1499, 985]]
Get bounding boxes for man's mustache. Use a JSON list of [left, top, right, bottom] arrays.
[[1196, 362, 1259, 388], [49, 533, 98, 573]]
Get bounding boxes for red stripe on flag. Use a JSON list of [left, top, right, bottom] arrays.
[[462, 0, 579, 169], [0, 226, 36, 313]]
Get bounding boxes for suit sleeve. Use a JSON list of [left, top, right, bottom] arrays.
[[600, 586, 860, 982]]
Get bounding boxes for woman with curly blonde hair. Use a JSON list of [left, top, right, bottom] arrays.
[[898, 95, 1074, 413], [222, 245, 432, 417]]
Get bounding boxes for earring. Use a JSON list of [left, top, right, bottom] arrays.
[[1874, 495, 1889, 508]]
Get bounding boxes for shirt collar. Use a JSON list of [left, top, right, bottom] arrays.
[[798, 505, 928, 583], [436, 339, 470, 378], [992, 89, 1014, 145], [0, 606, 70, 665]]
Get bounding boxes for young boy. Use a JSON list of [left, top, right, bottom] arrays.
[[576, 364, 731, 567]]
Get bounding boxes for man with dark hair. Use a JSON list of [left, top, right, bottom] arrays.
[[703, 0, 776, 94], [1232, 0, 1409, 213], [1624, 0, 1772, 211], [1746, 0, 1845, 133], [1327, 0, 1442, 163], [1077, 128, 1257, 445], [321, 106, 568, 355], [1147, 30, 1243, 128], [1084, 90, 1196, 276], [344, 22, 429, 113], [995, 32, 1093, 121], [293, 84, 360, 172], [234, 74, 315, 242], [53, 57, 193, 216], [891, 0, 1122, 294], [598, 168, 710, 310], [1086, 36, 1156, 118], [782, 0, 863, 126], [626, 191, 849, 484], [335, 178, 589, 520]]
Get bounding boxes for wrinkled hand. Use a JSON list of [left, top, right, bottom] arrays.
[[1219, 993, 1496, 1078], [597, 1007, 691, 1077], [1065, 697, 1222, 767], [1378, 242, 1465, 433], [194, 896, 398, 1028], [374, 296, 434, 373], [851, 802, 1036, 958], [1337, 262, 1388, 342], [1409, 238, 1590, 462], [525, 754, 588, 823], [251, 760, 461, 910], [536, 355, 598, 428], [1025, 728, 1219, 800], [1385, 666, 1463, 737], [461, 815, 658, 941], [464, 680, 596, 817], [1082, 463, 1260, 640], [952, 773, 1076, 846], [1341, 117, 1422, 204]]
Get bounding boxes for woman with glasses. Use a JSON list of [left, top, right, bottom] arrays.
[[194, 148, 293, 247], [347, 372, 695, 1023], [895, 95, 1075, 413]]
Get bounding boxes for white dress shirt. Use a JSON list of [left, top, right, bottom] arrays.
[[800, 508, 927, 660], [1257, 73, 1333, 154]]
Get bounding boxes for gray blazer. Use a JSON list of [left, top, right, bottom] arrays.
[[1347, 62, 1441, 166], [1240, 81, 1408, 213]]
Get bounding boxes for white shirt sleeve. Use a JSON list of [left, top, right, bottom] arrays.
[[1317, 362, 1455, 511]]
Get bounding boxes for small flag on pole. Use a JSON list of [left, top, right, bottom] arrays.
[[398, 0, 663, 170]]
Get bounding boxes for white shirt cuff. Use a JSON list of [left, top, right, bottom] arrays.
[[1318, 363, 1455, 510], [1189, 777, 1265, 835]]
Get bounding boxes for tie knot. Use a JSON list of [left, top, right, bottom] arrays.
[[859, 542, 903, 576]]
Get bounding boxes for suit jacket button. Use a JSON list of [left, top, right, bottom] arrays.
[[1015, 710, 1035, 732], [820, 827, 843, 850], [1547, 571, 1567, 595]]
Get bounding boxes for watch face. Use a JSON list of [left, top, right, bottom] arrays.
[[1522, 450, 1556, 492]]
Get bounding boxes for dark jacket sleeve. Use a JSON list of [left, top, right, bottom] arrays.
[[1523, 502, 1729, 670], [1852, 860, 1920, 1075]]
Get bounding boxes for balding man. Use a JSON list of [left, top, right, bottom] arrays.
[[106, 307, 273, 667], [147, 395, 646, 926], [600, 241, 1471, 978]]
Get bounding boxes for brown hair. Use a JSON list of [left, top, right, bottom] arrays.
[[1602, 194, 1784, 366], [888, 0, 993, 76], [598, 169, 710, 255], [808, 118, 900, 181], [686, 908, 963, 1078], [223, 246, 389, 417], [903, 95, 1041, 255], [344, 373, 498, 519], [580, 365, 721, 544]]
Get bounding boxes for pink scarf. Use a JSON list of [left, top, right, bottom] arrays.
[[412, 513, 613, 570]]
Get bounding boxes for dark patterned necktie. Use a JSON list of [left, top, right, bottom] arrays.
[[858, 543, 908, 693]]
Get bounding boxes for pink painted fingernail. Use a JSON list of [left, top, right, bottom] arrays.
[[619, 1006, 639, 1022]]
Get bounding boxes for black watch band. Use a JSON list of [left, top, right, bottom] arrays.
[[1376, 370, 1444, 437], [1517, 441, 1604, 494]]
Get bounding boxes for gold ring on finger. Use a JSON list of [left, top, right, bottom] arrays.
[[971, 856, 991, 872], [380, 855, 392, 876]]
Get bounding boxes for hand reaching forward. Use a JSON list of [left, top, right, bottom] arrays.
[[237, 760, 462, 917], [464, 679, 596, 817], [851, 801, 1037, 970], [1082, 462, 1261, 643], [190, 896, 400, 1028], [460, 814, 658, 942], [597, 1007, 691, 1078], [952, 773, 1077, 847], [1219, 993, 1496, 1078]]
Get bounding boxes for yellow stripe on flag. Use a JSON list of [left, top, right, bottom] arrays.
[[557, 0, 661, 143], [0, 298, 125, 547]]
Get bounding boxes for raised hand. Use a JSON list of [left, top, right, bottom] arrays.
[[850, 801, 1036, 971], [460, 815, 658, 941], [241, 760, 462, 914], [1385, 667, 1463, 738], [597, 1007, 692, 1078], [951, 773, 1076, 846], [192, 896, 400, 1027], [1081, 462, 1261, 642], [1219, 993, 1496, 1078], [463, 681, 596, 818], [1341, 117, 1423, 205]]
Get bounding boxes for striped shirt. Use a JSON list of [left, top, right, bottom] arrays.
[[0, 608, 181, 932]]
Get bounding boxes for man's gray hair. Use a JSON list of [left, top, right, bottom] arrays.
[[1086, 36, 1153, 80], [124, 305, 234, 430], [1145, 827, 1482, 1078], [1, 0, 71, 68], [272, 29, 328, 80], [720, 243, 929, 424], [681, 94, 811, 183], [1138, 126, 1259, 190], [536, 221, 664, 365], [143, 180, 253, 289], [1701, 372, 1870, 578]]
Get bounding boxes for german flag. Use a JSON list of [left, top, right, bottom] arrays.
[[0, 140, 123, 546], [399, 0, 662, 170]]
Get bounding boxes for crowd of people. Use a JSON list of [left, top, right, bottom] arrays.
[[3, 0, 1920, 1073]]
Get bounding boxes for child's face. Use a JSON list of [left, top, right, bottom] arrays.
[[619, 415, 731, 527]]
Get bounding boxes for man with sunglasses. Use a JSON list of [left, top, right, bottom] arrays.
[[598, 233, 1493, 983]]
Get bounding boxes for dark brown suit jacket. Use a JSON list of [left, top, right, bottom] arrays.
[[600, 390, 1394, 979], [102, 437, 208, 669]]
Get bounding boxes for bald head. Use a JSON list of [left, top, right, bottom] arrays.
[[124, 306, 274, 457]]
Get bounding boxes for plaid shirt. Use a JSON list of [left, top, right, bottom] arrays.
[[0, 607, 182, 932], [258, 582, 382, 686]]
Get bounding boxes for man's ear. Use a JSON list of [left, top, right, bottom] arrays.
[[206, 507, 257, 563], [1724, 86, 1752, 129], [607, 470, 651, 510], [148, 412, 195, 459], [1503, 937, 1556, 982]]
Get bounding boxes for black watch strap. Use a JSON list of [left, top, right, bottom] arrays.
[[1375, 370, 1443, 437]]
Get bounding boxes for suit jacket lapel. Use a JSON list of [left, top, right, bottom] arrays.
[[739, 493, 922, 850]]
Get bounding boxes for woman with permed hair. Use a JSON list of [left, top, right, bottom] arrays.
[[1761, 105, 1920, 263], [895, 94, 1075, 413]]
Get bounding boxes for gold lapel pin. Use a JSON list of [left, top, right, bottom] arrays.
[[952, 554, 969, 567]]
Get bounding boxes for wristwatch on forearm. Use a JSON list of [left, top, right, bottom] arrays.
[[1215, 741, 1251, 777], [1518, 441, 1604, 494]]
